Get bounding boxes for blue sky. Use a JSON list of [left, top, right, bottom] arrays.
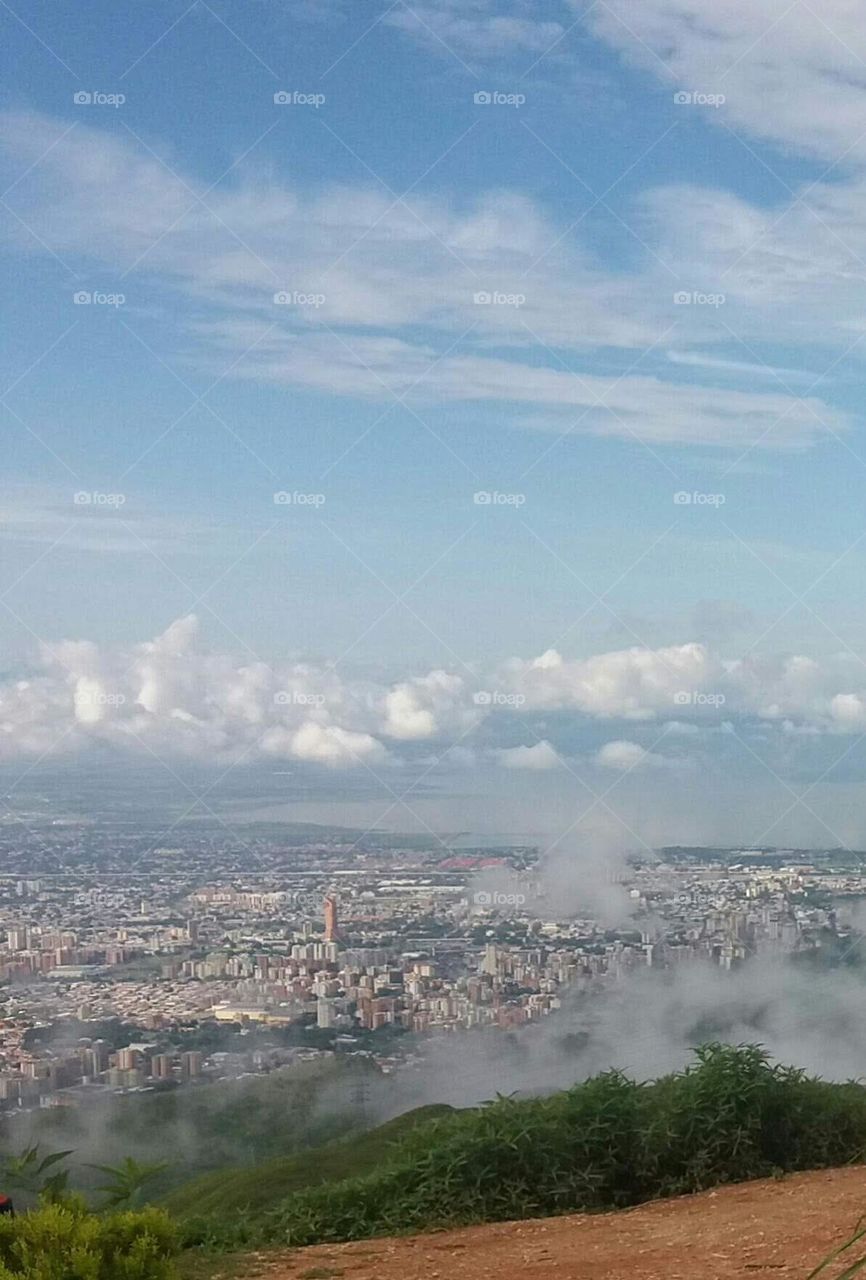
[[5, 0, 866, 844]]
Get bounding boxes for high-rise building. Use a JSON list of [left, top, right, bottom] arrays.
[[323, 893, 339, 942], [316, 997, 335, 1028], [151, 1054, 174, 1080], [6, 927, 29, 952], [180, 1051, 203, 1080]]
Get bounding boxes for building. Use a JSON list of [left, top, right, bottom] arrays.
[[323, 893, 339, 943], [180, 1051, 203, 1080], [151, 1053, 174, 1080]]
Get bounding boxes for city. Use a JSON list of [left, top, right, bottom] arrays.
[[0, 818, 861, 1115]]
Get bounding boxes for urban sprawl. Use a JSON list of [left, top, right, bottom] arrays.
[[0, 820, 860, 1111]]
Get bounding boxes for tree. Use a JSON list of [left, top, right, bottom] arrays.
[[86, 1156, 170, 1209], [2, 1145, 73, 1205]]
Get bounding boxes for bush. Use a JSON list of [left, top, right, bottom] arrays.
[[0, 1198, 179, 1279], [180, 1044, 866, 1251]]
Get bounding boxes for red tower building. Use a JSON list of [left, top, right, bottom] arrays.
[[323, 893, 339, 942]]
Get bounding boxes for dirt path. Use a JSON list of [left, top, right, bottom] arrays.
[[234, 1165, 866, 1280]]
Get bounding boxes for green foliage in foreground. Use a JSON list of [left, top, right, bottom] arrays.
[[809, 1217, 866, 1279], [0, 1198, 178, 1279], [177, 1044, 866, 1253], [2, 1148, 73, 1207]]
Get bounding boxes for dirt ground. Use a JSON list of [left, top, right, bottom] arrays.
[[232, 1165, 866, 1280]]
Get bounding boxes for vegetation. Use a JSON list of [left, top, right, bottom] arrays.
[[160, 1105, 453, 1219], [1, 1149, 72, 1208], [174, 1045, 866, 1254], [0, 1198, 178, 1279], [6, 1056, 382, 1196], [809, 1217, 866, 1278], [0, 1148, 178, 1278], [6, 1045, 866, 1277], [88, 1159, 171, 1210]]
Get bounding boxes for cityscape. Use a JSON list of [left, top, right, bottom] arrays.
[[0, 816, 862, 1115]]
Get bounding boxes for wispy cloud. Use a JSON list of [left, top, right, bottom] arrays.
[[0, 110, 856, 451]]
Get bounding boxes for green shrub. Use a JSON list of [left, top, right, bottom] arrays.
[[178, 1043, 866, 1252], [0, 1198, 178, 1279]]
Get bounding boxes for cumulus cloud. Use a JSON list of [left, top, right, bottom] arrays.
[[382, 670, 477, 740], [261, 721, 386, 767], [502, 642, 717, 718], [595, 740, 661, 770], [0, 616, 401, 768], [495, 740, 561, 769], [6, 622, 866, 770], [500, 643, 866, 735]]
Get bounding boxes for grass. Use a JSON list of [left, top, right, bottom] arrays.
[[18, 1056, 384, 1198], [161, 1105, 453, 1219], [173, 1044, 866, 1258], [808, 1217, 866, 1278]]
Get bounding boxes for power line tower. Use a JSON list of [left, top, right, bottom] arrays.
[[352, 1071, 371, 1127]]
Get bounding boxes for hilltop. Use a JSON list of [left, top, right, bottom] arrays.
[[170, 1044, 866, 1274], [3, 1046, 866, 1279], [235, 1164, 866, 1280], [161, 1105, 454, 1220]]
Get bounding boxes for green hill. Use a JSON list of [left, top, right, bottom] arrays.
[[172, 1045, 866, 1261], [161, 1104, 455, 1220]]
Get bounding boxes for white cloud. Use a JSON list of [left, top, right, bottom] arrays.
[[382, 670, 477, 740], [263, 721, 386, 766], [0, 111, 852, 451], [595, 739, 662, 770], [500, 642, 866, 737], [7, 622, 866, 772], [502, 642, 717, 718], [665, 351, 816, 383], [495, 740, 561, 769], [0, 615, 398, 768], [384, 1, 566, 61], [220, 330, 843, 448], [586, 0, 866, 163]]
